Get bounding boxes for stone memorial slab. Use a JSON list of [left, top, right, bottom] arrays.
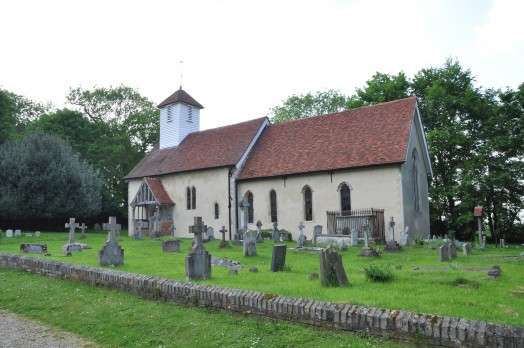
[[6, 229, 13, 238], [350, 229, 358, 246], [440, 244, 449, 262], [134, 220, 144, 240], [313, 225, 322, 244], [270, 245, 287, 272], [449, 243, 457, 259], [98, 216, 124, 266], [271, 222, 280, 242], [319, 245, 349, 287], [20, 244, 48, 254], [66, 244, 83, 253], [243, 230, 257, 257], [338, 239, 347, 250], [14, 230, 22, 237], [463, 242, 471, 255], [186, 217, 212, 280], [162, 240, 182, 253], [206, 226, 215, 242]]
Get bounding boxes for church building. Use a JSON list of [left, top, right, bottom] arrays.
[[125, 88, 433, 244]]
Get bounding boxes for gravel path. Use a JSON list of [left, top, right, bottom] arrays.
[[0, 311, 100, 348]]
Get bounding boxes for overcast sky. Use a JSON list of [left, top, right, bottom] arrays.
[[1, 0, 522, 130]]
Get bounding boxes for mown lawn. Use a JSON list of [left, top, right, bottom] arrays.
[[1, 230, 523, 330]]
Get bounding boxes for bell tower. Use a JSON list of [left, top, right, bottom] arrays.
[[157, 88, 204, 149]]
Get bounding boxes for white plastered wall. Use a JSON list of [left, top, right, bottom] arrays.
[[236, 166, 405, 241]]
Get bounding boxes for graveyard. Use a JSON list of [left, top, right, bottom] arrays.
[[0, 226, 522, 332]]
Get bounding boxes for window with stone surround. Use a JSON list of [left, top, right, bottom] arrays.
[[303, 185, 313, 221], [270, 190, 277, 223]]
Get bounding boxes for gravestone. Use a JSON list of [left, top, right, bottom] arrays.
[[79, 223, 88, 239], [35, 231, 41, 237], [271, 222, 280, 242], [219, 226, 229, 248], [134, 220, 144, 240], [255, 220, 264, 242], [6, 229, 13, 238], [162, 240, 182, 253], [297, 222, 307, 247], [383, 217, 401, 252], [170, 224, 176, 239], [25, 233, 32, 237], [206, 226, 215, 242], [338, 239, 347, 250], [20, 244, 48, 254], [463, 242, 471, 255], [186, 217, 212, 280], [401, 226, 409, 245], [358, 225, 379, 257], [319, 245, 349, 287], [239, 197, 250, 229], [482, 236, 486, 248], [270, 245, 287, 272], [313, 225, 322, 244], [98, 216, 124, 266], [151, 211, 160, 239], [15, 229, 22, 237], [243, 230, 257, 257], [62, 218, 83, 253], [350, 229, 359, 246], [449, 243, 457, 259], [440, 244, 449, 262]]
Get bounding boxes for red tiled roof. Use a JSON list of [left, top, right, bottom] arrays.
[[146, 178, 174, 205], [237, 97, 417, 180], [157, 89, 204, 109], [125, 117, 268, 179]]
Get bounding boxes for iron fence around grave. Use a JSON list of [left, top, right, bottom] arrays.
[[326, 208, 385, 243]]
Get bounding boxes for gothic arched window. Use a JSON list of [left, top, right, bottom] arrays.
[[186, 187, 191, 210], [270, 190, 277, 223], [191, 186, 196, 210], [303, 186, 313, 221], [340, 183, 351, 212], [214, 203, 219, 219], [246, 191, 254, 223]]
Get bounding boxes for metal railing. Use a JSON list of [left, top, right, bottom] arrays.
[[326, 208, 385, 242]]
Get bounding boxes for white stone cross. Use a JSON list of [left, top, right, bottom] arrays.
[[103, 216, 121, 242], [65, 218, 79, 245], [389, 217, 395, 242], [239, 197, 250, 229], [363, 224, 370, 248], [298, 222, 305, 234], [79, 223, 88, 239]]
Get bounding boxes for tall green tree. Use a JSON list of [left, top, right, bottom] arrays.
[[0, 133, 101, 227], [0, 90, 17, 145], [355, 71, 411, 105]]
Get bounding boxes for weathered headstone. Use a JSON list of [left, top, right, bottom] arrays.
[[272, 222, 280, 242], [319, 245, 349, 287], [25, 233, 32, 237], [98, 216, 124, 266], [14, 229, 22, 237], [350, 229, 359, 246], [449, 243, 457, 259], [134, 220, 144, 240], [6, 229, 13, 238], [383, 217, 401, 252], [440, 244, 449, 262], [243, 230, 257, 257], [62, 218, 82, 253], [186, 217, 212, 280], [206, 226, 215, 242], [297, 222, 307, 247], [151, 210, 160, 239], [35, 231, 41, 237], [162, 240, 182, 253], [270, 245, 287, 272], [462, 242, 471, 255], [482, 235, 486, 248], [255, 220, 264, 242], [219, 226, 229, 248], [79, 223, 88, 239], [338, 239, 347, 250], [313, 225, 322, 244], [358, 225, 379, 257], [20, 244, 48, 254]]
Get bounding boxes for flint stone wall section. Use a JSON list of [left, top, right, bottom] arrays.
[[1, 252, 522, 348]]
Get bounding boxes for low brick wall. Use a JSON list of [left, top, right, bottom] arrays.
[[1, 252, 522, 347]]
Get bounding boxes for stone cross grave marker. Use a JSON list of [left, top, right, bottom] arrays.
[[440, 244, 449, 262], [243, 230, 257, 257], [320, 244, 349, 287], [358, 224, 379, 257], [6, 229, 13, 238], [256, 220, 263, 242], [363, 224, 369, 248], [186, 217, 211, 280], [270, 245, 287, 272], [99, 216, 124, 266], [272, 222, 280, 242], [239, 197, 250, 229], [383, 217, 401, 252], [62, 218, 82, 253], [297, 222, 307, 247], [170, 224, 176, 239], [219, 226, 229, 248], [79, 223, 88, 239]]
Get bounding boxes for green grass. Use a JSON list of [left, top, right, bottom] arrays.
[[1, 231, 524, 329]]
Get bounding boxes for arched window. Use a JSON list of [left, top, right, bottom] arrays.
[[303, 186, 313, 221], [214, 203, 219, 219], [270, 190, 277, 223], [246, 191, 254, 223], [186, 187, 191, 210], [191, 186, 196, 210], [412, 149, 420, 212], [340, 183, 351, 212]]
